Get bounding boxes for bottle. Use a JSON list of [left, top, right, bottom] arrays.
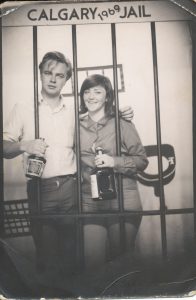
[[90, 147, 116, 200], [26, 138, 46, 178]]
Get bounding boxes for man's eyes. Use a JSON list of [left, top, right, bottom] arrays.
[[43, 71, 65, 78], [57, 74, 65, 78]]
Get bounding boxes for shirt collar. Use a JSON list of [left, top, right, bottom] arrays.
[[87, 114, 111, 128], [39, 94, 66, 113]]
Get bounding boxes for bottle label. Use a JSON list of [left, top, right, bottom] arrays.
[[91, 174, 99, 199], [26, 158, 45, 177], [97, 171, 116, 200]]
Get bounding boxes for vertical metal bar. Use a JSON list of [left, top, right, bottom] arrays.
[[33, 26, 41, 214], [72, 25, 84, 269], [33, 27, 39, 139], [111, 23, 124, 212], [72, 25, 82, 213], [0, 17, 4, 238], [151, 22, 167, 260], [190, 21, 196, 248], [111, 23, 126, 253]]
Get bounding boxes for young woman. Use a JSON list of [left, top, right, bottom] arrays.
[[79, 74, 148, 269]]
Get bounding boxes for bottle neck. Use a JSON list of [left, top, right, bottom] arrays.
[[96, 151, 103, 156], [95, 147, 103, 156], [29, 155, 46, 162]]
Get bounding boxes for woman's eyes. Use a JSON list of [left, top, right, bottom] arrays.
[[84, 90, 102, 94]]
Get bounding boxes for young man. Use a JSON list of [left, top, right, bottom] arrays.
[[3, 51, 134, 278]]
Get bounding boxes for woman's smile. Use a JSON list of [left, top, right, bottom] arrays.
[[84, 85, 107, 114]]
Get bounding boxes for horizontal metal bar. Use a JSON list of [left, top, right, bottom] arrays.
[[2, 20, 191, 29], [2, 233, 30, 238], [78, 64, 123, 71], [4, 208, 195, 220]]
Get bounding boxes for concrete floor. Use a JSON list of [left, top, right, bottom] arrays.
[[1, 240, 196, 298]]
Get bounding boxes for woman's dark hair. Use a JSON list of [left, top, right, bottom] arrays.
[[80, 74, 114, 116], [39, 51, 72, 80]]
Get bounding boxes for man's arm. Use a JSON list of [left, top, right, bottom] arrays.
[[119, 106, 134, 121], [3, 139, 48, 159], [79, 106, 134, 121], [3, 140, 24, 159]]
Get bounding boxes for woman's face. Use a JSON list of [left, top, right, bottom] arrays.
[[83, 85, 107, 114]]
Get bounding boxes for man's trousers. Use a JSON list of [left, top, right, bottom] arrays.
[[27, 175, 77, 277]]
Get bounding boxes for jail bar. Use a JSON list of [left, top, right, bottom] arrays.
[[151, 22, 167, 260], [4, 207, 195, 222], [72, 25, 84, 268], [33, 26, 41, 214], [2, 18, 195, 266], [0, 17, 4, 238], [72, 25, 82, 213], [111, 23, 124, 212], [190, 21, 196, 247], [111, 23, 126, 253]]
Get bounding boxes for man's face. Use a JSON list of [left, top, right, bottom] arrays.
[[40, 59, 68, 97]]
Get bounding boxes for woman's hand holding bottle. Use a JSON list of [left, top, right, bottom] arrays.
[[95, 154, 114, 168]]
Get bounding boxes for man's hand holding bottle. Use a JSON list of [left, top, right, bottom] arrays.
[[20, 139, 48, 157]]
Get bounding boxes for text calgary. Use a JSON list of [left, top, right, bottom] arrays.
[[27, 5, 151, 21]]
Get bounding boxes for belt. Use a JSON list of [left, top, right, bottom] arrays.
[[49, 174, 76, 188], [30, 174, 77, 189], [42, 174, 76, 181], [55, 174, 76, 179]]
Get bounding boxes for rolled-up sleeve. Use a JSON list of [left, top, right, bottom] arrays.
[[113, 120, 148, 176], [3, 103, 23, 142]]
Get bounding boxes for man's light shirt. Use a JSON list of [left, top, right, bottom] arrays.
[[3, 96, 76, 178]]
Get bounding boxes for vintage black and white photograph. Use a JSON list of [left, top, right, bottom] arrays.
[[0, 0, 196, 298]]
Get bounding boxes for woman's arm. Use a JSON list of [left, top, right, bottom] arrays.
[[114, 121, 148, 176], [95, 121, 148, 176]]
